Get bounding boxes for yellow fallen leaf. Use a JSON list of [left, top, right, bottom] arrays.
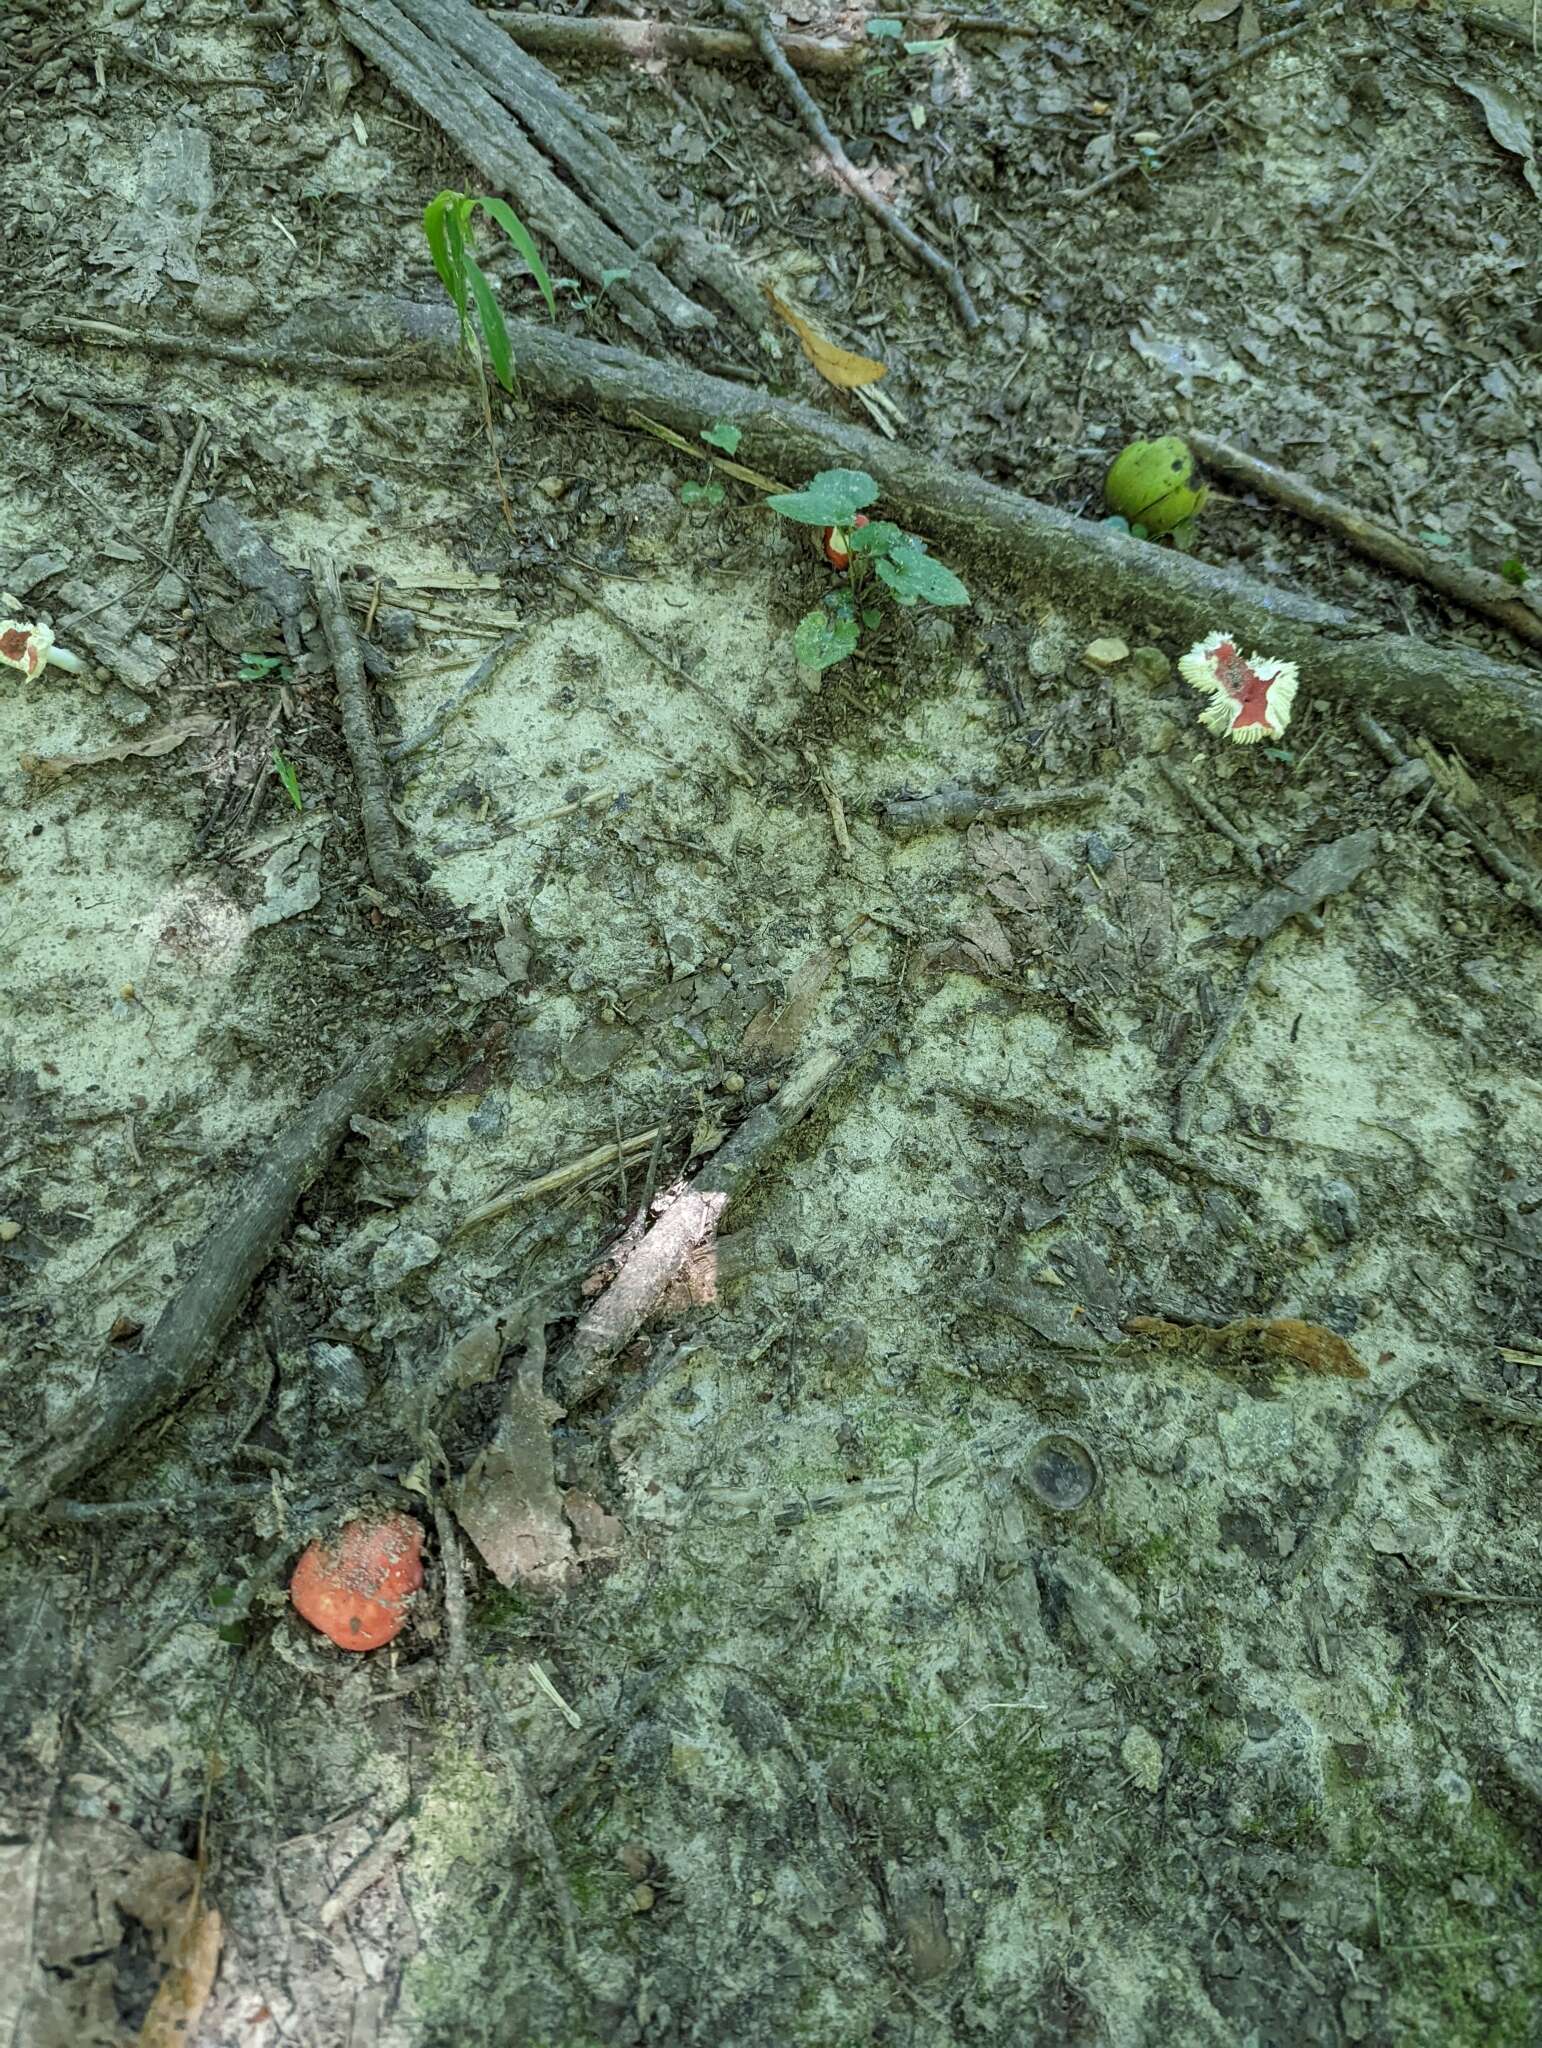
[[139, 1903, 221, 2048], [764, 289, 886, 390], [19, 716, 218, 780]]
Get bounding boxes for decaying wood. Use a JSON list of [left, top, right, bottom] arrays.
[[486, 9, 865, 75], [881, 781, 1102, 838], [560, 1044, 849, 1405], [4, 1015, 452, 1510], [335, 0, 768, 342], [24, 300, 1542, 780], [1190, 430, 1542, 652], [313, 551, 407, 894]]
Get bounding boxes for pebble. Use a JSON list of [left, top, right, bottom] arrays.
[[1083, 636, 1129, 667], [192, 277, 260, 332]]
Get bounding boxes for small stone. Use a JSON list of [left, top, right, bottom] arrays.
[[370, 606, 417, 653], [1313, 1178, 1361, 1245], [0, 1219, 21, 1242], [1084, 637, 1129, 667], [367, 1228, 440, 1290], [192, 277, 260, 332], [536, 475, 568, 501], [1462, 957, 1503, 997], [1128, 645, 1172, 686], [629, 1882, 656, 1913]]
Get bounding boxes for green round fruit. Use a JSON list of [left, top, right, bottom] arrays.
[[1104, 436, 1208, 538]]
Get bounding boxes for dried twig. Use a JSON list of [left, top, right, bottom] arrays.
[[1153, 758, 1263, 875], [487, 8, 864, 73], [318, 1812, 415, 1930], [432, 1500, 469, 1685], [881, 781, 1102, 838], [159, 418, 209, 553], [385, 631, 524, 762], [561, 1043, 852, 1404], [4, 1015, 453, 1510], [550, 562, 769, 777], [1191, 432, 1542, 652], [1061, 107, 1225, 206], [314, 552, 408, 894], [722, 0, 979, 331], [1173, 945, 1271, 1141], [1356, 712, 1542, 929]]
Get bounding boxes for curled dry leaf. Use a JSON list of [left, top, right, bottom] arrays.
[[1124, 1315, 1368, 1380], [765, 288, 887, 389], [20, 716, 219, 780], [138, 1902, 222, 2048]]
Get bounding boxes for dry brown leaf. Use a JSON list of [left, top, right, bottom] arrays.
[[764, 289, 887, 389], [1124, 1315, 1368, 1380], [138, 1902, 221, 2048], [20, 716, 218, 781]]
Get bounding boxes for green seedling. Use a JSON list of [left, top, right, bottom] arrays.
[[767, 467, 970, 674], [679, 419, 741, 508], [423, 188, 556, 531], [1500, 557, 1530, 586], [239, 651, 291, 684], [272, 744, 303, 811]]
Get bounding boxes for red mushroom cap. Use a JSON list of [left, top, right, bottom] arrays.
[[290, 1512, 424, 1652]]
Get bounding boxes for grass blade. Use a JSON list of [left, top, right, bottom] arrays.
[[463, 253, 514, 392]]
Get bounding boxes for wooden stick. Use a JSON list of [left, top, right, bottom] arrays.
[[1190, 431, 1542, 652], [1173, 946, 1270, 1141], [23, 304, 1542, 780], [4, 1016, 453, 1509], [722, 0, 980, 332], [486, 10, 864, 75], [314, 552, 408, 894]]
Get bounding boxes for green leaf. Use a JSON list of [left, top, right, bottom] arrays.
[[847, 519, 902, 556], [272, 745, 303, 811], [701, 419, 742, 455], [874, 538, 970, 608], [239, 652, 286, 681], [680, 480, 725, 506], [862, 607, 882, 629], [599, 267, 631, 288], [795, 607, 860, 672], [767, 468, 879, 527], [905, 37, 952, 52], [866, 16, 903, 34], [476, 195, 557, 318], [217, 1622, 248, 1646], [209, 1585, 237, 1608], [463, 252, 514, 392], [1500, 556, 1529, 586], [423, 190, 469, 320]]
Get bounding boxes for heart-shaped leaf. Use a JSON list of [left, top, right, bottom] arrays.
[[874, 538, 970, 607], [767, 469, 879, 527], [794, 607, 860, 672]]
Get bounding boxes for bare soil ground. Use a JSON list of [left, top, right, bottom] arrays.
[[3, 2, 1542, 2044]]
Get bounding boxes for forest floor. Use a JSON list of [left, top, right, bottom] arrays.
[[3, 1, 1542, 2044]]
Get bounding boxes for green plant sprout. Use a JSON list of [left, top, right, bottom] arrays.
[[766, 467, 970, 672], [680, 419, 741, 507], [272, 744, 303, 811], [423, 189, 556, 530]]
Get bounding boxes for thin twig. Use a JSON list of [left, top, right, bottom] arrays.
[[550, 563, 768, 778], [1415, 1584, 1542, 1608], [158, 419, 210, 554], [1061, 107, 1224, 206], [1190, 0, 1348, 89], [1355, 713, 1542, 930], [722, 0, 979, 331], [385, 632, 524, 762], [486, 9, 865, 73], [1173, 945, 1271, 1141], [313, 552, 407, 894], [1153, 758, 1264, 875], [432, 1501, 469, 1686], [1191, 432, 1542, 652], [317, 1811, 416, 1931]]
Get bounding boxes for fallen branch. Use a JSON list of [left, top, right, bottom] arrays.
[[1152, 758, 1263, 876], [314, 551, 408, 893], [486, 9, 864, 75], [880, 781, 1102, 838], [337, 0, 767, 342], [385, 629, 524, 762], [1190, 431, 1542, 652], [722, 0, 980, 332], [3, 1015, 453, 1510], [22, 301, 1542, 778], [560, 1043, 851, 1405]]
